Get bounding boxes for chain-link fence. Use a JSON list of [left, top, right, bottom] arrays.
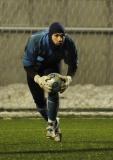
[[0, 0, 113, 85]]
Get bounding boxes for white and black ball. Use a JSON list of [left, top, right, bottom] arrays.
[[46, 73, 62, 92]]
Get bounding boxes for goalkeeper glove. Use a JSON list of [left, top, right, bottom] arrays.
[[57, 75, 72, 93], [34, 75, 52, 92]]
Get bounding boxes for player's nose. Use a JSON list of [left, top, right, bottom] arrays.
[[58, 36, 63, 42]]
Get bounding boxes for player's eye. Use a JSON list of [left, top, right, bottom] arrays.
[[55, 34, 60, 37], [55, 34, 65, 38]]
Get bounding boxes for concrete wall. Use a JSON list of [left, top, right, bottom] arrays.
[[0, 0, 113, 27]]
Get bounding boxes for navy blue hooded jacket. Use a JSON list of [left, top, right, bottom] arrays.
[[23, 30, 78, 78]]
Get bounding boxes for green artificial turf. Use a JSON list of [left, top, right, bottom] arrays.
[[0, 118, 113, 160]]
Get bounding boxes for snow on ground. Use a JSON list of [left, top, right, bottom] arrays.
[[0, 83, 113, 110]]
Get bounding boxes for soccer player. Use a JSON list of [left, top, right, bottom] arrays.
[[23, 22, 78, 142]]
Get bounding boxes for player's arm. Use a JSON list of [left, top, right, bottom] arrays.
[[23, 36, 38, 78], [59, 38, 78, 93], [23, 36, 52, 92], [66, 38, 78, 77]]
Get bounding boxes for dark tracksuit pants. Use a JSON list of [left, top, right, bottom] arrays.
[[27, 66, 60, 122]]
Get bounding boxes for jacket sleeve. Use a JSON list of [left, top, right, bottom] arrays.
[[23, 37, 36, 67], [22, 36, 39, 79], [64, 38, 78, 77]]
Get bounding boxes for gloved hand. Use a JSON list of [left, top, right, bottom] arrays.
[[34, 75, 52, 92], [57, 75, 72, 93]]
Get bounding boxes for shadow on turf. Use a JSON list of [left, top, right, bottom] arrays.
[[0, 147, 113, 155], [0, 140, 113, 155]]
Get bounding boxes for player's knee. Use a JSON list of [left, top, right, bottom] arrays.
[[48, 92, 59, 102]]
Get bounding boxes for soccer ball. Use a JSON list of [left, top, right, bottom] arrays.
[[46, 73, 62, 93]]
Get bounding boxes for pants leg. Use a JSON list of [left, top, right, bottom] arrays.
[[43, 67, 60, 122], [47, 92, 59, 122], [26, 65, 61, 122], [27, 75, 48, 121]]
